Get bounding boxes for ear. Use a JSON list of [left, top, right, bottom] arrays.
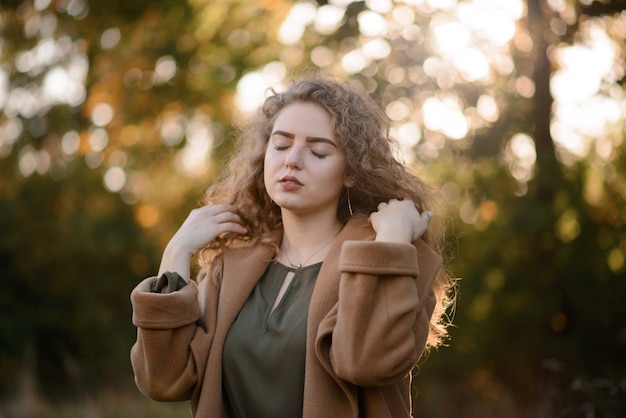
[[344, 176, 355, 188]]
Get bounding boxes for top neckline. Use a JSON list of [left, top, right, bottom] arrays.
[[273, 260, 324, 272]]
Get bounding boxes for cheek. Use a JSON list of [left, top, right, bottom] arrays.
[[263, 152, 273, 183], [263, 145, 278, 166], [322, 163, 347, 190]]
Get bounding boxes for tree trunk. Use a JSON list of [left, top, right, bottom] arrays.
[[526, 0, 562, 202]]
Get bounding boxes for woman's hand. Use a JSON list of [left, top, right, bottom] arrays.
[[369, 199, 432, 244], [157, 204, 247, 281]]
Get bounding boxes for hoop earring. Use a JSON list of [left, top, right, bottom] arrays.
[[347, 187, 354, 216]]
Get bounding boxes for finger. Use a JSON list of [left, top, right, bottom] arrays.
[[202, 204, 236, 215], [217, 221, 248, 235], [213, 210, 243, 225]]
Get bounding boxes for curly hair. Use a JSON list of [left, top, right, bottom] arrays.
[[200, 75, 456, 348]]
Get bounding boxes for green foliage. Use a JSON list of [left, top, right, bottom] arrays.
[[0, 161, 159, 398]]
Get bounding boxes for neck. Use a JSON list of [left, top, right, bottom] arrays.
[[280, 211, 343, 267]]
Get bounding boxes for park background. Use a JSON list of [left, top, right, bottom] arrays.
[[1, 0, 625, 416]]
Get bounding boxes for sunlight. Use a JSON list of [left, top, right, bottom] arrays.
[[392, 5, 416, 25], [103, 166, 127, 192], [91, 103, 114, 127], [154, 56, 177, 84], [555, 209, 581, 243], [358, 10, 389, 37], [550, 121, 589, 161], [18, 145, 51, 177], [426, 0, 458, 10], [234, 62, 287, 115], [556, 96, 622, 139], [99, 27, 121, 49], [278, 2, 316, 45], [479, 9, 517, 46], [34, 0, 52, 10], [422, 96, 468, 139], [366, 0, 393, 13], [228, 0, 624, 177], [505, 133, 536, 183], [515, 76, 535, 98], [61, 131, 80, 156], [550, 18, 623, 162], [393, 121, 422, 164], [310, 46, 335, 67], [551, 45, 608, 103], [88, 128, 108, 153], [314, 4, 345, 35], [159, 112, 187, 146], [0, 118, 23, 157], [42, 56, 88, 107], [174, 114, 214, 176], [396, 121, 422, 148], [341, 49, 370, 74], [361, 38, 392, 60], [453, 47, 490, 81], [386, 99, 412, 121], [0, 70, 7, 109], [431, 19, 470, 57], [457, 0, 522, 44], [608, 248, 625, 273], [18, 145, 37, 177], [476, 94, 499, 122]]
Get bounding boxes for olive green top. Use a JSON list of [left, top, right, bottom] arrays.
[[222, 261, 322, 418]]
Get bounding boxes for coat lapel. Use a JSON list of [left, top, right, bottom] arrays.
[[307, 215, 374, 339]]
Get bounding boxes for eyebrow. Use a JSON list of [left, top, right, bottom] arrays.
[[271, 130, 337, 148]]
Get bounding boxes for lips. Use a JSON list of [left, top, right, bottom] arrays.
[[279, 175, 303, 186], [279, 175, 303, 191]]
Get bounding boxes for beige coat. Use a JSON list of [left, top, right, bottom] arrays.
[[131, 214, 441, 417]]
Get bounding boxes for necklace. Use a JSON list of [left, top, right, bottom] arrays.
[[283, 228, 342, 269]]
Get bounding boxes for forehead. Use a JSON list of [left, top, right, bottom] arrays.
[[273, 102, 335, 137]]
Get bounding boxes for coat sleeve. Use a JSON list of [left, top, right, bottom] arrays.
[[322, 239, 441, 387], [130, 276, 213, 401]]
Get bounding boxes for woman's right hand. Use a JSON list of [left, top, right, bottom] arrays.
[[157, 204, 248, 281]]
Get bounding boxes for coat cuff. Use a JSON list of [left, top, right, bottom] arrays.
[[131, 277, 200, 330], [339, 240, 419, 276]]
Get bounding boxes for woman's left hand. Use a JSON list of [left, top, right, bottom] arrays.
[[369, 199, 432, 243]]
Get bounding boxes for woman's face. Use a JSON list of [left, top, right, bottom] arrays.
[[263, 102, 350, 218]]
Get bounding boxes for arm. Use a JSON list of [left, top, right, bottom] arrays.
[[328, 239, 440, 387], [319, 200, 439, 387], [157, 204, 248, 282], [130, 204, 246, 400], [130, 277, 202, 401]]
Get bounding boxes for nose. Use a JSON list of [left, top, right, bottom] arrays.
[[285, 144, 303, 169]]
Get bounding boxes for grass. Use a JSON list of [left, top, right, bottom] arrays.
[[1, 387, 191, 418]]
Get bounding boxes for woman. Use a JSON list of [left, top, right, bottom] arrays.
[[131, 76, 455, 418]]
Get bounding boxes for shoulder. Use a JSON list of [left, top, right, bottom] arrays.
[[342, 214, 441, 267], [342, 214, 376, 240]]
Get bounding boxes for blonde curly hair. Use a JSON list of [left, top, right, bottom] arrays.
[[200, 75, 456, 348]]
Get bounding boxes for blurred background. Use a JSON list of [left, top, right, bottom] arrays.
[[0, 0, 625, 417]]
